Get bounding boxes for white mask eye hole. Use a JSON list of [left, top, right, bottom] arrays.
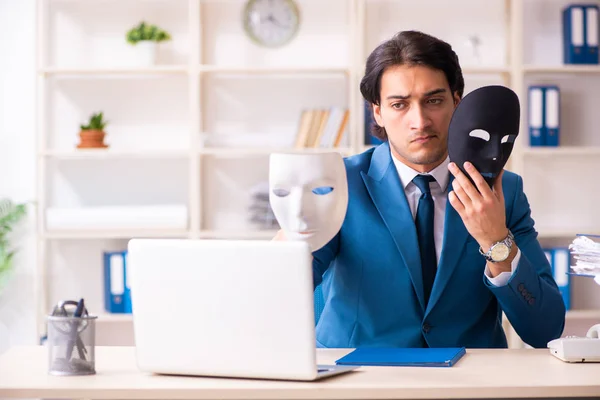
[[469, 129, 490, 141], [312, 186, 334, 195], [501, 134, 515, 144], [272, 188, 290, 197]]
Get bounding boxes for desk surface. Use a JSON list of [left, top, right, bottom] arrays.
[[0, 346, 599, 399]]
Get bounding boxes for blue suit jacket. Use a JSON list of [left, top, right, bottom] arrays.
[[312, 142, 565, 349]]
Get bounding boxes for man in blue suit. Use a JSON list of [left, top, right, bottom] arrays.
[[278, 30, 566, 348]]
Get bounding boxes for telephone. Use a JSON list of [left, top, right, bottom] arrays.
[[547, 324, 600, 362]]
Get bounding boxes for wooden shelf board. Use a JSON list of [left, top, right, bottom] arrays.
[[39, 66, 189, 76], [96, 313, 133, 323], [42, 229, 190, 240], [199, 147, 353, 156], [40, 149, 190, 160], [461, 66, 510, 74], [524, 65, 600, 74], [199, 65, 350, 75], [199, 230, 278, 239], [522, 147, 600, 156], [566, 309, 600, 320]]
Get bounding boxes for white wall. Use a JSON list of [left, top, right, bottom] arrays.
[[0, 0, 38, 354]]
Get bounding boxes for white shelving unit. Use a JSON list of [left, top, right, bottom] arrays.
[[34, 0, 360, 344], [34, 0, 600, 348]]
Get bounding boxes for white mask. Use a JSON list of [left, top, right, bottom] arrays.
[[269, 152, 348, 251]]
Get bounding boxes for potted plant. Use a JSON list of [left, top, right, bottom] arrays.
[[77, 112, 108, 149], [126, 21, 172, 66], [0, 198, 27, 293]]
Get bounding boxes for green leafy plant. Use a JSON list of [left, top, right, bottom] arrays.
[[126, 21, 172, 45], [0, 199, 27, 289], [80, 112, 108, 131]]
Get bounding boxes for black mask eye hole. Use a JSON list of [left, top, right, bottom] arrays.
[[469, 129, 490, 141], [501, 134, 516, 144]]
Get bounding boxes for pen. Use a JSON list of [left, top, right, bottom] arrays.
[[66, 298, 85, 361]]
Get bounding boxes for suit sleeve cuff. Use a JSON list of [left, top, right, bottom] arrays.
[[484, 248, 521, 287]]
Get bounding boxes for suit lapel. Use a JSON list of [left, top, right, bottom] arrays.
[[425, 176, 470, 315], [360, 143, 425, 313]]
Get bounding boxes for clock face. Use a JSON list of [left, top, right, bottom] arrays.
[[243, 0, 300, 48], [491, 244, 510, 262]]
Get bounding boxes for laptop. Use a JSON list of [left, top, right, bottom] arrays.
[[126, 238, 358, 381]]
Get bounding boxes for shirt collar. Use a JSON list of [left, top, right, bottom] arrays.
[[391, 151, 450, 191]]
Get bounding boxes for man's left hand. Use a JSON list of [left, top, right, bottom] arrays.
[[447, 161, 509, 255]]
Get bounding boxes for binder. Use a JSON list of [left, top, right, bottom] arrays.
[[528, 85, 560, 147], [552, 248, 571, 310], [103, 251, 127, 313], [545, 86, 560, 146], [563, 4, 599, 64], [585, 5, 599, 63], [528, 87, 544, 146], [563, 5, 587, 64], [335, 347, 466, 367], [123, 251, 132, 313]]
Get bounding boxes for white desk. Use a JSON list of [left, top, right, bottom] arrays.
[[0, 346, 599, 399]]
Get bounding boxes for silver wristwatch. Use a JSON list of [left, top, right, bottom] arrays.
[[479, 230, 514, 263]]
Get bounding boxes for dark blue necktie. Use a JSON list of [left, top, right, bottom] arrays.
[[412, 174, 437, 308]]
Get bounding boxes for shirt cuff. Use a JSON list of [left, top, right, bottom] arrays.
[[484, 248, 521, 287]]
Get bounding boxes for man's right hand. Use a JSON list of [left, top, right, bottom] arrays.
[[272, 229, 287, 241]]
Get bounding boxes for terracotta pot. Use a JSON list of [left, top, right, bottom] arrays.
[[77, 130, 108, 149]]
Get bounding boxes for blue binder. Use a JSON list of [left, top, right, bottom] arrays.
[[584, 4, 599, 63], [552, 248, 572, 310], [103, 251, 126, 313], [335, 347, 466, 367], [123, 250, 132, 313], [528, 85, 560, 147], [563, 4, 599, 64]]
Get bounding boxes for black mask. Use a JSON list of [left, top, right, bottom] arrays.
[[448, 85, 520, 188]]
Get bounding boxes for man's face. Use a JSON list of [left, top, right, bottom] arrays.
[[372, 64, 460, 172]]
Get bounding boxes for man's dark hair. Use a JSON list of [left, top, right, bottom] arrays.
[[359, 30, 465, 141]]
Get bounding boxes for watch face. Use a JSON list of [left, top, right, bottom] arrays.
[[491, 243, 510, 261], [243, 0, 300, 48]]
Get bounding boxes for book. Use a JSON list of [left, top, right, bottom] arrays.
[[335, 347, 466, 367]]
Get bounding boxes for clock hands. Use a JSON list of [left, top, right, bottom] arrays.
[[264, 13, 288, 29]]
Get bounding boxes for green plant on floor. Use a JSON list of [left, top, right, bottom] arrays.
[[0, 199, 27, 290], [126, 21, 172, 45], [80, 112, 108, 131]]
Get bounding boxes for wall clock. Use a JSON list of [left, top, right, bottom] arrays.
[[243, 0, 300, 48]]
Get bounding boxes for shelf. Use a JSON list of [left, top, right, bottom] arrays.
[[522, 147, 600, 157], [40, 149, 190, 160], [566, 309, 600, 320], [96, 313, 133, 323], [200, 147, 354, 157], [199, 65, 350, 75], [39, 65, 189, 76], [537, 230, 600, 239], [461, 66, 510, 74], [41, 229, 190, 240], [199, 230, 278, 239], [524, 65, 600, 74]]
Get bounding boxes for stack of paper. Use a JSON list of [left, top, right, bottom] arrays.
[[569, 235, 600, 285], [247, 182, 279, 230]]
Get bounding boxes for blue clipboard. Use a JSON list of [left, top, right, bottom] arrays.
[[335, 347, 466, 367]]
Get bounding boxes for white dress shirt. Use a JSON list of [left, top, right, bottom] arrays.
[[390, 153, 520, 287]]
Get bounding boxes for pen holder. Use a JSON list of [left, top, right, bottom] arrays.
[[47, 314, 97, 376]]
